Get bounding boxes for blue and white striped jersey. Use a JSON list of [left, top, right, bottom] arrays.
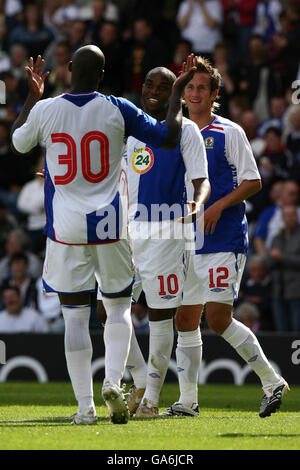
[[195, 115, 261, 255], [12, 92, 169, 244], [126, 117, 208, 221]]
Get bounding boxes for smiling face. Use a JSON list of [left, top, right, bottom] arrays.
[[142, 70, 173, 118], [183, 72, 218, 116]]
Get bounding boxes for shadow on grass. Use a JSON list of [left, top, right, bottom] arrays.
[[219, 433, 300, 438], [0, 416, 109, 426]]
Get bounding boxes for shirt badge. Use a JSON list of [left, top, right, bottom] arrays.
[[205, 137, 214, 149], [131, 147, 154, 174]]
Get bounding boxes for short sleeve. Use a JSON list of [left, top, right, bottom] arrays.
[[253, 207, 275, 240], [108, 96, 168, 148], [210, 1, 223, 23], [226, 125, 261, 184], [180, 120, 208, 181], [12, 101, 42, 153], [176, 1, 189, 21]]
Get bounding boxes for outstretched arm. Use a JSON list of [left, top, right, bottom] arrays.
[[162, 54, 197, 149], [11, 56, 50, 151]]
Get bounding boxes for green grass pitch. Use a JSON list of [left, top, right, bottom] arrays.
[[0, 382, 299, 450]]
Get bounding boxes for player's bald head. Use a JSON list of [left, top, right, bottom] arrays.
[[145, 67, 176, 86], [70, 45, 105, 88]]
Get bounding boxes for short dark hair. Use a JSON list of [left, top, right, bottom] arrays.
[[1, 285, 21, 297], [265, 126, 282, 138], [9, 253, 28, 267]]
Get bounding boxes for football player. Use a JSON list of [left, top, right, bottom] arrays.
[[162, 57, 289, 418], [11, 47, 198, 424]]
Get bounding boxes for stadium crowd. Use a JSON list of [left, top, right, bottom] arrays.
[[0, 0, 300, 333]]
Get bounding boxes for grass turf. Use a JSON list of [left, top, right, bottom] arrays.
[[0, 382, 299, 450]]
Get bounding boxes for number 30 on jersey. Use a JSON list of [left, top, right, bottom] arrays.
[[51, 131, 109, 185]]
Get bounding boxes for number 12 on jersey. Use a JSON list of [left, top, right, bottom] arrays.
[[208, 267, 229, 288]]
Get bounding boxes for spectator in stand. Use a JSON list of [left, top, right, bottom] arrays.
[[17, 156, 46, 255], [9, 43, 28, 81], [176, 0, 223, 60], [253, 179, 300, 258], [268, 10, 289, 83], [212, 42, 235, 116], [86, 0, 119, 44], [0, 122, 39, 216], [46, 41, 72, 96], [94, 21, 124, 95], [234, 302, 262, 333], [0, 20, 10, 73], [0, 201, 18, 258], [227, 94, 249, 124], [43, 20, 86, 72], [257, 96, 287, 138], [123, 17, 168, 105], [68, 20, 88, 54], [258, 127, 293, 180], [237, 34, 279, 123], [3, 0, 22, 31], [267, 204, 300, 332], [51, 0, 80, 36], [43, 0, 61, 36], [240, 109, 260, 144], [238, 254, 273, 330], [168, 38, 192, 77], [221, 0, 259, 64], [286, 106, 300, 180], [0, 286, 48, 333], [8, 2, 54, 59], [254, 0, 282, 44], [0, 229, 42, 285], [0, 253, 37, 310], [271, 1, 300, 88]]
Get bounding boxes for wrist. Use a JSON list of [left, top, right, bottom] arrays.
[[215, 199, 226, 212], [27, 92, 40, 104]]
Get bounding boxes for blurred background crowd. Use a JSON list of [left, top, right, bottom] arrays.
[[0, 0, 300, 334]]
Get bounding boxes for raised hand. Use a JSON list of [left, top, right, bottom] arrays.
[[173, 53, 197, 93], [25, 55, 50, 100]]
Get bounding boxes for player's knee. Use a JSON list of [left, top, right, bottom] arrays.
[[206, 310, 232, 335], [175, 311, 189, 331], [175, 306, 202, 331]]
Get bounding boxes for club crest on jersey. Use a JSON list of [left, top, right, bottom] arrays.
[[132, 147, 154, 174], [205, 137, 214, 148]]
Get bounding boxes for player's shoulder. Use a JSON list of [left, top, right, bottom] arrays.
[[214, 115, 244, 135], [182, 116, 202, 135], [32, 96, 59, 111]]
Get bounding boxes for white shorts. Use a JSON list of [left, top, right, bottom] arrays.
[[182, 252, 246, 306], [128, 220, 192, 308], [42, 237, 134, 295]]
